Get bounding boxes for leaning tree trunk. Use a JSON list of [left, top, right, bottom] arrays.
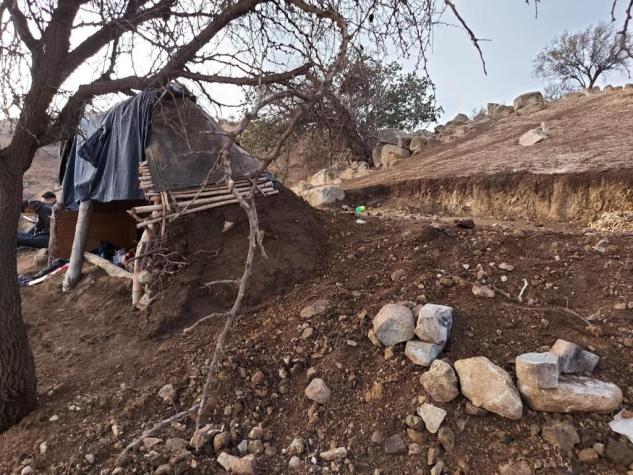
[[0, 165, 37, 431]]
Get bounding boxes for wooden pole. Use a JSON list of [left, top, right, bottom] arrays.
[[63, 200, 93, 291], [132, 228, 152, 307], [47, 203, 61, 265]]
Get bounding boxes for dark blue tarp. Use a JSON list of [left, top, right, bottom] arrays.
[[60, 90, 157, 209]]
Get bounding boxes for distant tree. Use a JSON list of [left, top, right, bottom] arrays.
[[533, 22, 631, 90], [242, 55, 442, 162]]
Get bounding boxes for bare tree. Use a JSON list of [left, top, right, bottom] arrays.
[[0, 0, 481, 432], [533, 21, 631, 90]]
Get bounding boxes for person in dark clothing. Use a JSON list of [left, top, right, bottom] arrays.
[[18, 191, 57, 248]]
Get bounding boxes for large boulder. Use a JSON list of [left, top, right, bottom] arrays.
[[409, 135, 430, 153], [513, 91, 544, 111], [372, 304, 415, 346], [454, 356, 523, 420], [518, 375, 622, 413], [414, 304, 453, 345], [420, 359, 459, 402], [303, 185, 345, 207], [376, 128, 402, 145], [309, 168, 338, 187], [380, 144, 410, 167]]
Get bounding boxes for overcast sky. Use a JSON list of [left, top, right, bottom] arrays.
[[427, 0, 631, 122]]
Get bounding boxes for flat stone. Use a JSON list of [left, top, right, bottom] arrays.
[[414, 304, 453, 345], [610, 409, 633, 444], [384, 434, 407, 454], [320, 447, 347, 461], [300, 300, 333, 319], [515, 352, 559, 389], [518, 375, 622, 413], [454, 357, 523, 420], [420, 359, 459, 402], [430, 461, 445, 475], [305, 378, 331, 404], [372, 304, 415, 346], [405, 340, 444, 366], [408, 443, 423, 455], [437, 426, 455, 452], [550, 339, 599, 374], [216, 453, 255, 475], [578, 447, 599, 463], [519, 128, 547, 146], [417, 403, 447, 434], [541, 419, 580, 452]]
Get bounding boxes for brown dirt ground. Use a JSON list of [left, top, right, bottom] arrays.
[[3, 202, 633, 474]]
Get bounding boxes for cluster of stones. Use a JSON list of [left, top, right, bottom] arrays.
[[371, 302, 454, 367]]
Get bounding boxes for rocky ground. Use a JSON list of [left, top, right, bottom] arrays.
[[3, 202, 633, 474]]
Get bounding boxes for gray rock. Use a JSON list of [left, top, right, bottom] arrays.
[[305, 378, 331, 404], [414, 304, 453, 345], [158, 383, 177, 403], [409, 135, 429, 153], [304, 185, 345, 207], [320, 447, 347, 461], [471, 284, 495, 298], [408, 443, 423, 455], [420, 359, 459, 402], [405, 340, 444, 366], [405, 415, 423, 430], [519, 128, 547, 147], [437, 426, 455, 452], [300, 300, 333, 319], [606, 437, 633, 465], [165, 438, 188, 453], [154, 464, 172, 475], [515, 352, 559, 389], [373, 304, 415, 346], [376, 128, 402, 145], [213, 432, 231, 453], [287, 437, 305, 455], [518, 375, 622, 413], [454, 357, 523, 420], [541, 419, 580, 452], [417, 403, 447, 434], [384, 433, 407, 454], [550, 339, 599, 374], [288, 456, 303, 471], [513, 91, 544, 111], [397, 136, 412, 150]]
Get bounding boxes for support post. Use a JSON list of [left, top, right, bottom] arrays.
[[47, 203, 60, 265], [132, 226, 154, 307], [63, 200, 93, 291]]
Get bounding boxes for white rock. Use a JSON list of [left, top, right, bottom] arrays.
[[519, 128, 547, 146], [305, 378, 331, 404], [417, 403, 447, 433], [216, 453, 256, 475], [454, 356, 523, 420], [319, 447, 347, 461], [472, 284, 495, 298], [288, 456, 303, 471], [414, 304, 453, 345], [372, 304, 415, 346], [20, 466, 34, 475], [498, 263, 514, 271], [85, 454, 95, 464], [609, 410, 633, 444], [515, 352, 559, 389], [405, 340, 444, 366], [519, 375, 622, 413], [304, 185, 345, 207], [550, 339, 599, 374]]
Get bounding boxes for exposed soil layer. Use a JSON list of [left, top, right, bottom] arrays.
[[140, 188, 325, 338], [2, 209, 633, 475], [346, 169, 633, 224]]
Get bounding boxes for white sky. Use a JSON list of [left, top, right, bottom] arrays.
[[426, 0, 631, 122]]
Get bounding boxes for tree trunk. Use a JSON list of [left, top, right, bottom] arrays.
[[0, 166, 37, 431], [63, 200, 93, 291]]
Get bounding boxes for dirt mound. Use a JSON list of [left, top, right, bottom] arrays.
[[139, 187, 326, 337], [3, 210, 633, 474]]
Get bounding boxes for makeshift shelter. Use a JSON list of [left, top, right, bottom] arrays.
[[55, 84, 278, 300]]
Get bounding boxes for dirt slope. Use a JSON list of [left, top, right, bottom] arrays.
[[345, 89, 633, 224]]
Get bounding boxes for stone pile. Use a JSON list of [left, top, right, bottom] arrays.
[[371, 302, 454, 367], [516, 339, 623, 413]]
